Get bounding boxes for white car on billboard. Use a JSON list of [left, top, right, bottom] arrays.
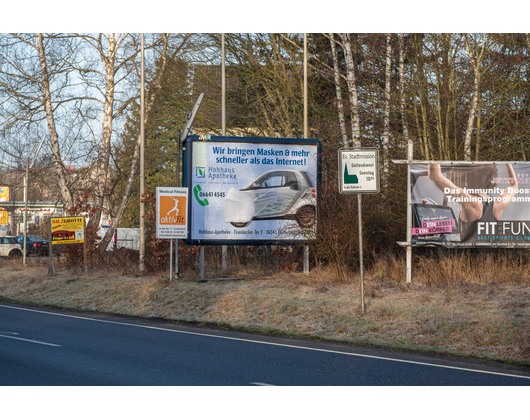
[[223, 169, 316, 228]]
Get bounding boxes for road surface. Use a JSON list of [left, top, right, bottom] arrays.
[[1, 302, 529, 386]]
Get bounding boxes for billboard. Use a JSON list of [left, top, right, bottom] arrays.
[[156, 187, 188, 239], [411, 162, 530, 248], [0, 187, 8, 202], [338, 148, 380, 194], [0, 210, 7, 225], [50, 217, 85, 244], [184, 135, 321, 245]]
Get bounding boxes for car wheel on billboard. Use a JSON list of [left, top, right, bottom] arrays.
[[296, 206, 316, 228], [230, 222, 250, 228]]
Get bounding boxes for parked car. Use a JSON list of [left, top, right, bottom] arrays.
[[15, 235, 49, 256], [0, 236, 23, 259], [223, 169, 317, 228]]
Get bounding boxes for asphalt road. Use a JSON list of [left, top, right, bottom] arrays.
[[1, 302, 529, 386]]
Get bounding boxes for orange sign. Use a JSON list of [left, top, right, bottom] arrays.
[[156, 187, 188, 239], [159, 195, 187, 225]]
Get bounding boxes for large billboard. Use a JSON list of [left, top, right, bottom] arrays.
[[411, 162, 530, 248], [184, 135, 321, 245]]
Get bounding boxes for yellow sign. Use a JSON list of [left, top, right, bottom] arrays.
[[0, 211, 7, 225], [50, 217, 85, 244], [0, 187, 8, 202]]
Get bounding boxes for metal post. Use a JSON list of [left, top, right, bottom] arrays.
[[221, 34, 228, 272], [176, 129, 180, 279], [303, 33, 310, 275], [406, 140, 413, 283], [48, 219, 55, 275], [200, 245, 205, 279], [23, 157, 29, 267], [140, 33, 145, 272], [358, 194, 365, 314], [83, 216, 87, 275], [175, 239, 179, 278], [169, 240, 173, 281]]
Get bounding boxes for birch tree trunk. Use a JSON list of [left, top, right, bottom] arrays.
[[463, 34, 480, 161], [330, 34, 349, 146], [398, 34, 411, 150], [383, 33, 392, 177], [463, 34, 488, 161], [97, 34, 171, 253], [339, 33, 361, 147], [36, 33, 74, 208], [89, 33, 119, 227]]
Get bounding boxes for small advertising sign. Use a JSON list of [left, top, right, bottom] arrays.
[[48, 216, 87, 275], [156, 187, 189, 239], [50, 217, 85, 244], [0, 211, 7, 225], [0, 187, 8, 202], [338, 148, 380, 194]]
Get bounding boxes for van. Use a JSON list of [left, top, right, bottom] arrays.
[[97, 227, 141, 251]]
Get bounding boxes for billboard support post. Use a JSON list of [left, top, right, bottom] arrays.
[[169, 240, 173, 282], [200, 246, 205, 279], [48, 218, 55, 275], [338, 147, 379, 315], [406, 140, 413, 283], [358, 194, 365, 314], [83, 216, 87, 275]]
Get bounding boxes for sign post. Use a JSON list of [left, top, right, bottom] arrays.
[[156, 187, 189, 281], [49, 216, 86, 275], [338, 147, 380, 314]]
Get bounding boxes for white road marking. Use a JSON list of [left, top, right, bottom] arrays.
[[1, 303, 529, 380], [0, 333, 61, 347], [250, 382, 276, 386]]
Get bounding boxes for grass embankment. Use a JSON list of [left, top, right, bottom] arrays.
[[1, 251, 529, 365]]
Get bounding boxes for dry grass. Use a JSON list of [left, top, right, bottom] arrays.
[[0, 251, 529, 365]]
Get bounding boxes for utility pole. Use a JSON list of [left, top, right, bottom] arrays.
[[139, 33, 145, 272], [222, 33, 228, 271], [303, 33, 310, 275], [23, 158, 29, 266]]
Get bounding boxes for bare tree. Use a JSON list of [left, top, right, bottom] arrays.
[[463, 33, 487, 161], [97, 33, 195, 252], [329, 34, 348, 146], [339, 33, 361, 146], [382, 33, 392, 176]]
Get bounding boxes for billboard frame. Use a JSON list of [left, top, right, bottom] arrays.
[[394, 159, 530, 249], [183, 135, 322, 246], [48, 216, 87, 275], [338, 147, 380, 195]]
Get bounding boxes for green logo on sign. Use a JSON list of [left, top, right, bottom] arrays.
[[193, 185, 209, 206], [344, 165, 359, 184]]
